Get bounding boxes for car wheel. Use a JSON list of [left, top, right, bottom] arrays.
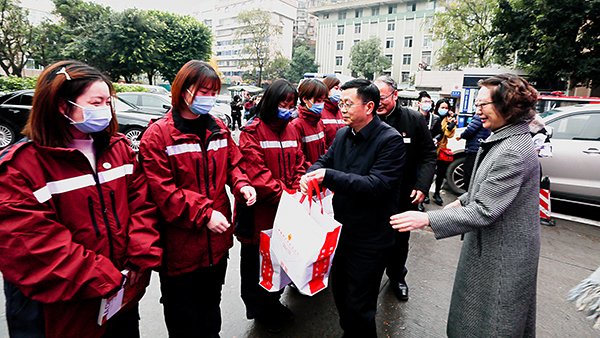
[[0, 123, 16, 150], [124, 128, 143, 152], [446, 156, 466, 195]]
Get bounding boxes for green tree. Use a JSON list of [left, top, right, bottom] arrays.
[[0, 0, 35, 76], [348, 37, 391, 80], [286, 44, 319, 84], [431, 0, 498, 69], [235, 8, 283, 87], [494, 0, 600, 89], [264, 52, 290, 82]]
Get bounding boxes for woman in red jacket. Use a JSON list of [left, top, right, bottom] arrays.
[[290, 78, 328, 167], [138, 60, 256, 338], [236, 79, 306, 333], [321, 76, 344, 147], [0, 60, 162, 338]]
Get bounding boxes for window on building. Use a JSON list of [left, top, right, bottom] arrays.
[[402, 71, 410, 83], [336, 40, 344, 50], [426, 1, 436, 10], [355, 9, 363, 18], [338, 24, 345, 35], [204, 19, 212, 27], [423, 34, 433, 47], [338, 12, 346, 20], [403, 54, 412, 65], [323, 13, 329, 19], [407, 3, 416, 11], [372, 7, 379, 16], [354, 23, 361, 34], [383, 71, 391, 76], [388, 5, 397, 14], [404, 36, 413, 47], [354, 39, 360, 45], [386, 39, 394, 48], [336, 56, 343, 66], [387, 21, 395, 31], [422, 51, 432, 66], [385, 54, 393, 62]]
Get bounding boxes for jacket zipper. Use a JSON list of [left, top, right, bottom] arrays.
[[88, 196, 101, 238], [109, 191, 121, 230], [199, 133, 222, 267], [212, 157, 217, 190]]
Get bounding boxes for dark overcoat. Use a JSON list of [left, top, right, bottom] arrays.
[[428, 122, 540, 338]]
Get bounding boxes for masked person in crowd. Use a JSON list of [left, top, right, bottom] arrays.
[[373, 76, 437, 302], [235, 79, 306, 333], [138, 60, 256, 338], [230, 95, 243, 131], [391, 74, 540, 338], [0, 60, 162, 338], [301, 79, 405, 338], [416, 91, 441, 209], [290, 78, 328, 167], [321, 76, 345, 148], [456, 113, 491, 192], [431, 98, 457, 206]]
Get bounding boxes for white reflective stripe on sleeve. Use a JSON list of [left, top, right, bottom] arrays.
[[259, 140, 298, 149], [322, 119, 344, 125], [165, 143, 202, 156], [301, 131, 325, 143], [33, 174, 96, 203], [98, 164, 134, 184], [207, 139, 228, 151]]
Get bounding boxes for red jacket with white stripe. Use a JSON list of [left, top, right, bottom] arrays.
[[236, 116, 306, 245], [321, 98, 344, 148], [139, 110, 251, 275], [290, 106, 327, 167], [0, 134, 162, 338]]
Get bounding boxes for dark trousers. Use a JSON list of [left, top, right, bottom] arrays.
[[231, 113, 242, 130], [240, 243, 284, 319], [332, 242, 389, 338], [462, 152, 477, 191], [385, 200, 417, 283], [160, 253, 228, 338], [435, 159, 451, 193]]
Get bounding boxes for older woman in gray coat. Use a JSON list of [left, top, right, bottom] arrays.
[[391, 74, 540, 338]]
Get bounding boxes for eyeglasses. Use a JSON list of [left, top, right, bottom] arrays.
[[380, 92, 394, 101], [338, 101, 369, 110], [474, 101, 494, 109]]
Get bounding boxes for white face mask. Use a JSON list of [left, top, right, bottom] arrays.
[[187, 89, 216, 115], [65, 100, 112, 133]]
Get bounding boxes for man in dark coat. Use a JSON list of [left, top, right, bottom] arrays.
[[374, 76, 437, 302], [301, 79, 405, 338], [230, 95, 243, 130]]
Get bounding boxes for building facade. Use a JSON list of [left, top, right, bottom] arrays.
[[309, 0, 441, 86], [196, 0, 297, 84], [294, 0, 318, 43]]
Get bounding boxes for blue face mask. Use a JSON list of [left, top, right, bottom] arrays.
[[438, 108, 448, 116], [66, 100, 112, 133], [187, 89, 216, 115], [421, 103, 432, 112], [329, 89, 342, 103], [277, 107, 294, 120], [309, 101, 325, 115]]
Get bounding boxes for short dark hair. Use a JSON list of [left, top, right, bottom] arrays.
[[479, 74, 538, 124], [171, 60, 221, 112], [322, 76, 340, 91], [298, 79, 328, 107], [417, 90, 431, 102], [22, 60, 118, 147], [434, 98, 451, 115], [257, 79, 298, 123], [340, 79, 380, 111]]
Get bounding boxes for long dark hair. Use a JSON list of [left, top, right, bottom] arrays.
[[257, 79, 298, 123]]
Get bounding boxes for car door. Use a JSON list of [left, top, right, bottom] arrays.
[[0, 91, 33, 138], [541, 111, 600, 203]]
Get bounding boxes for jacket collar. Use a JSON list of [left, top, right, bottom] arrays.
[[298, 106, 322, 126], [351, 114, 381, 140], [170, 109, 223, 141], [480, 122, 530, 149]]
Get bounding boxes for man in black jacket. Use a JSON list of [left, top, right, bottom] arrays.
[[301, 79, 405, 338], [374, 76, 437, 302]]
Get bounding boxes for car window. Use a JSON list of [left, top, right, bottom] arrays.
[[4, 94, 22, 105], [548, 113, 600, 140], [141, 96, 168, 108], [119, 94, 137, 105], [20, 93, 33, 106]]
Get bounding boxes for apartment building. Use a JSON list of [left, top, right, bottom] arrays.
[[309, 0, 441, 86], [196, 0, 297, 84], [294, 0, 318, 43]]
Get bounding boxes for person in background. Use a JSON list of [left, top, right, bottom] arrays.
[[139, 60, 256, 338], [374, 76, 437, 302], [236, 79, 306, 333], [244, 95, 255, 120], [0, 60, 162, 338], [290, 78, 328, 167], [431, 98, 457, 206], [321, 76, 345, 147], [301, 79, 405, 338], [456, 114, 491, 191], [417, 90, 441, 208], [391, 74, 540, 338], [230, 94, 243, 130]]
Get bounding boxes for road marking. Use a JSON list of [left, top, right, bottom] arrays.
[[551, 213, 600, 227]]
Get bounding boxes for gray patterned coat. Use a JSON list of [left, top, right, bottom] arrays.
[[428, 122, 540, 338]]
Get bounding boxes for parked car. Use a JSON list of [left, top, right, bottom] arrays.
[[0, 89, 163, 151], [445, 104, 600, 205], [117, 92, 171, 114]]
